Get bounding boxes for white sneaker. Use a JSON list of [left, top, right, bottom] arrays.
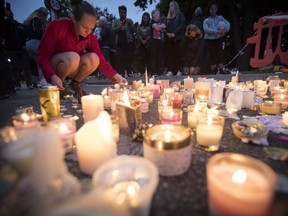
[[39, 78, 50, 87], [176, 71, 182, 76], [165, 71, 173, 77]]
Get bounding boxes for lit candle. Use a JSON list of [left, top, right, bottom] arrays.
[[196, 115, 224, 151], [187, 104, 203, 130], [207, 153, 276, 216], [195, 81, 210, 102], [241, 90, 255, 108], [147, 84, 160, 98], [48, 118, 76, 152], [143, 125, 191, 176], [92, 156, 159, 216], [184, 77, 194, 90], [160, 109, 182, 125], [209, 86, 223, 104], [12, 113, 40, 129], [103, 95, 111, 110], [75, 111, 116, 175], [81, 94, 104, 123], [259, 101, 281, 114]]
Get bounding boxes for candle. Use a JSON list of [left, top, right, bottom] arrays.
[[110, 115, 120, 143], [140, 99, 149, 113], [184, 77, 194, 90], [103, 95, 111, 110], [283, 111, 288, 126], [75, 111, 116, 175], [160, 109, 183, 125], [274, 93, 288, 110], [81, 94, 104, 123], [143, 124, 191, 176], [48, 117, 76, 152], [147, 84, 160, 98], [12, 113, 40, 129], [187, 104, 203, 130], [92, 156, 159, 216], [209, 86, 224, 104], [207, 153, 276, 216], [172, 92, 183, 109], [196, 115, 224, 151], [195, 82, 210, 104], [259, 101, 281, 114], [242, 90, 255, 108]]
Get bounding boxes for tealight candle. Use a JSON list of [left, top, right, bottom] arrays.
[[196, 115, 225, 151], [143, 124, 191, 176], [207, 153, 276, 216], [12, 113, 40, 129], [187, 104, 203, 130], [147, 84, 160, 98], [160, 109, 183, 125]]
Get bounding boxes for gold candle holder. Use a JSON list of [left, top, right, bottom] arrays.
[[143, 124, 191, 176]]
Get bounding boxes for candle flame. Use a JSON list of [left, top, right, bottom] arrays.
[[59, 123, 69, 133], [165, 130, 171, 141], [122, 91, 131, 106], [101, 88, 107, 96], [194, 102, 199, 112], [127, 185, 137, 196], [232, 169, 247, 184]]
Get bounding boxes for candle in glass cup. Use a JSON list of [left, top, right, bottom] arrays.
[[12, 113, 40, 129], [172, 92, 183, 109], [187, 104, 203, 130], [196, 115, 224, 151], [92, 156, 159, 216], [207, 153, 276, 216], [259, 101, 281, 114], [103, 95, 111, 110], [195, 81, 210, 102], [143, 124, 191, 176], [184, 77, 194, 90], [160, 109, 183, 125]]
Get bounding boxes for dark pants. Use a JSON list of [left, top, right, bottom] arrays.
[[164, 40, 182, 75], [138, 44, 150, 74], [117, 42, 134, 76], [150, 39, 164, 76], [205, 37, 224, 65]]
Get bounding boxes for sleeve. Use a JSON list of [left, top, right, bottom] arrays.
[[37, 21, 58, 83], [220, 15, 231, 32], [203, 18, 217, 35], [87, 35, 118, 82]]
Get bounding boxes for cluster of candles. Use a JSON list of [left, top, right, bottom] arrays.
[[1, 74, 287, 215]]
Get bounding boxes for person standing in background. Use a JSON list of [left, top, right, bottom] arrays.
[[136, 12, 151, 76], [203, 1, 230, 74], [164, 1, 186, 76], [23, 7, 48, 87], [112, 5, 135, 77], [150, 9, 166, 76]]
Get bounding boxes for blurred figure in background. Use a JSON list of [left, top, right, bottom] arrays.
[[150, 9, 166, 76], [23, 6, 48, 87], [112, 5, 135, 77], [136, 12, 151, 75], [203, 2, 230, 74], [164, 0, 186, 76]]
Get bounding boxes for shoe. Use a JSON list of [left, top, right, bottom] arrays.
[[176, 71, 182, 76], [165, 71, 173, 77]]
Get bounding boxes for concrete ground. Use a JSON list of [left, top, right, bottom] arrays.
[[0, 72, 287, 128]]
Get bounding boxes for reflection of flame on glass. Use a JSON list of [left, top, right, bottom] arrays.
[[114, 181, 140, 205], [232, 169, 247, 184], [207, 115, 213, 125], [59, 123, 69, 133], [165, 130, 171, 142], [122, 91, 131, 107]]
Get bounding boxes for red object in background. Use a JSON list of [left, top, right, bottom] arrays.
[[247, 14, 288, 68]]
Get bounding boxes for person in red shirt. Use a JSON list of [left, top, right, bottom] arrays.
[[37, 0, 127, 95]]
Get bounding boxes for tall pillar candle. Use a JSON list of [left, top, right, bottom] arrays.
[[81, 95, 104, 123]]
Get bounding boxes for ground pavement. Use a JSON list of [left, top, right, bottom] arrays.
[[0, 72, 287, 128]]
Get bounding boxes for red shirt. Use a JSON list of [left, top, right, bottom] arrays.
[[37, 19, 117, 83]]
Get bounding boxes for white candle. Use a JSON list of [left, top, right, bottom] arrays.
[[184, 77, 194, 90], [75, 111, 116, 175], [242, 90, 255, 108], [81, 94, 104, 123], [196, 115, 224, 151], [209, 86, 223, 104], [207, 153, 276, 216], [195, 82, 210, 103]]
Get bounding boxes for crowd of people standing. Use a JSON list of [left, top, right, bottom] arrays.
[[0, 0, 231, 99]]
